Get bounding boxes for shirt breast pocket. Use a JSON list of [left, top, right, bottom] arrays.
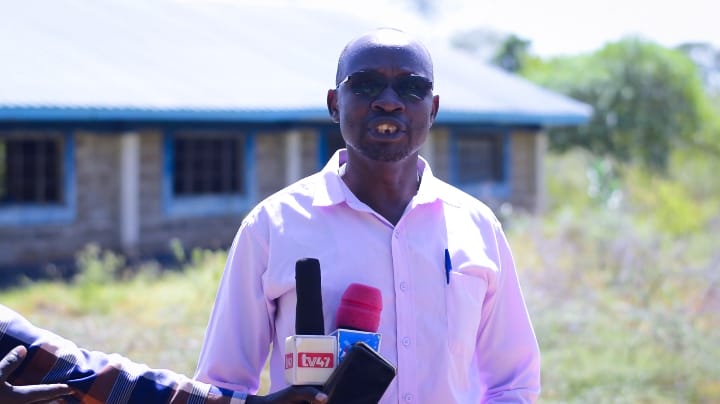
[[445, 271, 488, 355]]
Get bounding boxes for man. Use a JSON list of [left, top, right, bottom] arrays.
[[0, 304, 327, 403], [195, 28, 541, 402]]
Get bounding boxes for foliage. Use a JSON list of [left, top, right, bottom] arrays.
[[450, 28, 532, 73], [1, 247, 228, 378], [512, 150, 720, 402], [512, 203, 720, 402], [623, 166, 716, 236], [450, 27, 508, 62], [74, 244, 126, 285], [523, 37, 710, 171], [677, 41, 720, 95], [491, 34, 531, 73]]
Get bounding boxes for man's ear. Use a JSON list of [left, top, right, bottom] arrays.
[[429, 94, 440, 127], [327, 89, 340, 123]]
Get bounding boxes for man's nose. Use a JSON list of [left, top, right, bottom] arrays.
[[371, 85, 405, 113]]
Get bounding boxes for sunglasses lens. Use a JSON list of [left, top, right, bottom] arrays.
[[397, 76, 433, 100], [348, 72, 386, 97], [344, 72, 433, 100]]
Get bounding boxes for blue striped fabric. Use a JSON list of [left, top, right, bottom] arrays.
[[0, 305, 246, 404]]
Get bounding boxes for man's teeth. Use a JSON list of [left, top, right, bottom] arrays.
[[376, 124, 398, 134]]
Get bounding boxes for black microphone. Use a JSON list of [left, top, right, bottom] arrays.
[[323, 341, 397, 404], [284, 258, 337, 386], [295, 258, 325, 335]]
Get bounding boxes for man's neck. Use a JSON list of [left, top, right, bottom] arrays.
[[339, 155, 421, 226]]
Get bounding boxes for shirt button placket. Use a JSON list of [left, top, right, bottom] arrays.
[[392, 225, 417, 403]]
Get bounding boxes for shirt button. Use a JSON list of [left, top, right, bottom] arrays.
[[394, 231, 400, 239], [404, 393, 413, 402], [399, 281, 408, 291], [402, 337, 411, 346]]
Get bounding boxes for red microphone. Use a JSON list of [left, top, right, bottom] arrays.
[[335, 283, 382, 332], [331, 283, 383, 363], [323, 284, 395, 403]]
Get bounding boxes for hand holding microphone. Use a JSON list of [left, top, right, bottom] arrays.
[[246, 386, 328, 404]]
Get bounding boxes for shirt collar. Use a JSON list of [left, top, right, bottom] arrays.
[[312, 149, 459, 208]]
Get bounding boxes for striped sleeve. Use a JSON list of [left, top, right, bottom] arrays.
[[0, 305, 247, 404]]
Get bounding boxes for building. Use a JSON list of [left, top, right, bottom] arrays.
[[0, 0, 591, 271]]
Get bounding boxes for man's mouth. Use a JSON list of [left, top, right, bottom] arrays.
[[375, 123, 398, 135]]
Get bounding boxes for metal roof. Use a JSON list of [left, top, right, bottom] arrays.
[[0, 0, 591, 126]]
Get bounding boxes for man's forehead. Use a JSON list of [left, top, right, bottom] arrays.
[[336, 29, 433, 82], [353, 29, 415, 48]]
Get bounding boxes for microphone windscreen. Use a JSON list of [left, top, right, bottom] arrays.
[[335, 283, 382, 333], [295, 258, 325, 335]]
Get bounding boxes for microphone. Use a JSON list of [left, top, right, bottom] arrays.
[[330, 283, 383, 364], [322, 285, 395, 403], [284, 258, 337, 386]]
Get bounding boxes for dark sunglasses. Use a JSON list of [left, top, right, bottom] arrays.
[[338, 70, 434, 101]]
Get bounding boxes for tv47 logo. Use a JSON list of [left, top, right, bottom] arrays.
[[298, 352, 334, 368]]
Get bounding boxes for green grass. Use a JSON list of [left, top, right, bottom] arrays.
[[3, 217, 718, 402], [1, 247, 226, 378]]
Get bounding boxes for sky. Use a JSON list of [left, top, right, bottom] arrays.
[[282, 0, 720, 57]]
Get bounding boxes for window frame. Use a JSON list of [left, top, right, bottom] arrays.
[[162, 129, 255, 218], [0, 130, 76, 226], [449, 127, 511, 199]]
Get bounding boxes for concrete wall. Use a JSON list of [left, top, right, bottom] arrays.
[[509, 130, 546, 213], [426, 127, 451, 182], [135, 131, 243, 258], [425, 127, 543, 213], [0, 130, 122, 268]]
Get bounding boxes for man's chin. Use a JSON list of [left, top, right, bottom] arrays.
[[355, 145, 413, 163]]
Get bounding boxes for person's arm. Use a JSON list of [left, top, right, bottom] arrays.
[[0, 305, 326, 404], [475, 220, 541, 403], [195, 217, 274, 393], [0, 345, 72, 404]]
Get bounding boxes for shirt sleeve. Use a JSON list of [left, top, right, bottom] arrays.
[[0, 304, 247, 404], [476, 220, 541, 403], [194, 217, 273, 394]]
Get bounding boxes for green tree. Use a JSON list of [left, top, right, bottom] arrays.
[[523, 37, 709, 172], [451, 28, 532, 73], [492, 34, 531, 73], [450, 27, 505, 61], [677, 41, 720, 95]]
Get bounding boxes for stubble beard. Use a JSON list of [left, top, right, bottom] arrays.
[[345, 128, 423, 162], [348, 141, 413, 162]]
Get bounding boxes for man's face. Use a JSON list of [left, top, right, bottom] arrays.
[[329, 38, 439, 163]]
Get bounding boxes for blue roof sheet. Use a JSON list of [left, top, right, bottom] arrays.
[[0, 0, 591, 126]]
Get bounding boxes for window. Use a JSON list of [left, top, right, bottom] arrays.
[[321, 127, 346, 164], [1, 136, 63, 205], [0, 131, 75, 226], [164, 130, 252, 218], [454, 132, 504, 184], [172, 134, 245, 196]]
